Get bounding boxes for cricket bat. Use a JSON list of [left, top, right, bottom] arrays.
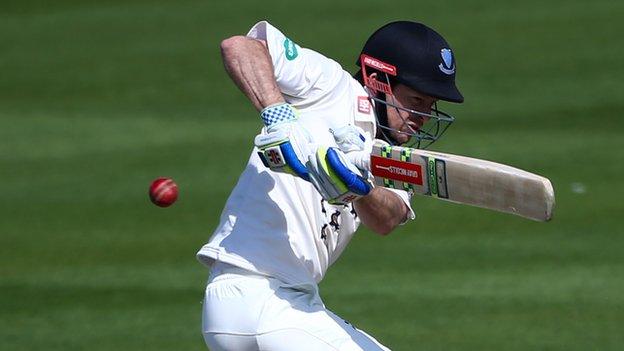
[[368, 142, 555, 222]]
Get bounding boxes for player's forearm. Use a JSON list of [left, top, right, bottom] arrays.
[[353, 188, 409, 236], [220, 36, 284, 111]]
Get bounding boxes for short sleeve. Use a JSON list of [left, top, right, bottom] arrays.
[[247, 21, 346, 104]]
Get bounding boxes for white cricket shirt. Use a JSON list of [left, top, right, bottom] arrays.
[[197, 21, 414, 288]]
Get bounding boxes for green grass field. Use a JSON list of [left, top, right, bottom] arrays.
[[2, 0, 623, 349]]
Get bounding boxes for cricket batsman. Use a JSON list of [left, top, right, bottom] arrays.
[[197, 20, 463, 350]]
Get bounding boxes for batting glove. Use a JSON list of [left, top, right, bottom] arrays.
[[255, 103, 313, 181], [307, 146, 373, 205], [331, 125, 368, 153]]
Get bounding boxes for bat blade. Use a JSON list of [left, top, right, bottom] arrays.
[[369, 143, 555, 222]]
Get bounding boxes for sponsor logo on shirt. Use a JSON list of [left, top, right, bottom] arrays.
[[357, 96, 371, 114], [283, 38, 298, 61]]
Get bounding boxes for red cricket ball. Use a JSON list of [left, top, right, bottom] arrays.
[[149, 177, 178, 207]]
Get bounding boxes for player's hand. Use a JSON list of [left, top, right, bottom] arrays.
[[254, 103, 313, 181], [329, 125, 376, 173], [331, 125, 368, 152], [307, 146, 373, 205]]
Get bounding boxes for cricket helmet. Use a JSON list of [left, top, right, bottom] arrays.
[[355, 21, 463, 148], [356, 21, 463, 103]]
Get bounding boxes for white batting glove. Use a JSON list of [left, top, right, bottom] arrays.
[[330, 125, 375, 180], [255, 103, 314, 181], [331, 125, 368, 152], [307, 146, 373, 205]]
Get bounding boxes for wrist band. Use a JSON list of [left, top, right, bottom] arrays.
[[260, 103, 297, 128]]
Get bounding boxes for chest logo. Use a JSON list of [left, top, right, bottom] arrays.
[[357, 96, 371, 114]]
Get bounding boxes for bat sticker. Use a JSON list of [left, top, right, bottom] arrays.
[[435, 159, 449, 199], [370, 155, 424, 186]]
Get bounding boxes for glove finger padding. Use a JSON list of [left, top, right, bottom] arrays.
[[307, 147, 373, 205], [326, 148, 371, 194], [255, 122, 314, 181]]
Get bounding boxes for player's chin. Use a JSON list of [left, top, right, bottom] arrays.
[[392, 132, 410, 145]]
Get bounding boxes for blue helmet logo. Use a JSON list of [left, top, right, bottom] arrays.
[[438, 48, 455, 75]]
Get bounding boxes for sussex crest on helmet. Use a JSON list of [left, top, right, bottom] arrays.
[[438, 48, 455, 75]]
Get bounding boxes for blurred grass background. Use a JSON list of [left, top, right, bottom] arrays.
[[1, 0, 623, 350]]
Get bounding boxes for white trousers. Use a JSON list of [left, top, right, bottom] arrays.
[[202, 262, 391, 351]]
